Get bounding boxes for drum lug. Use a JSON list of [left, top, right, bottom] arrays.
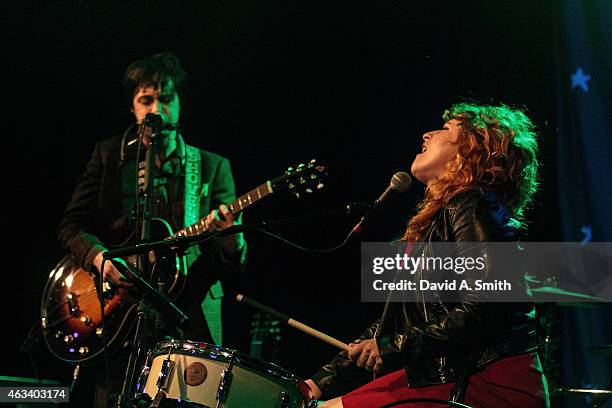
[[305, 400, 320, 408], [216, 369, 233, 405], [151, 356, 174, 408], [135, 351, 153, 394], [278, 390, 290, 408], [216, 352, 236, 405], [156, 357, 175, 390]]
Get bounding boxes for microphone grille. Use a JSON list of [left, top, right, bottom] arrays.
[[390, 172, 412, 192]]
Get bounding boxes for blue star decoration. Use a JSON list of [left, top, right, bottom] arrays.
[[580, 225, 592, 245], [571, 67, 591, 92]]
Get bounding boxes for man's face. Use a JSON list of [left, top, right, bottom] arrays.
[[410, 119, 461, 186], [131, 80, 180, 132]]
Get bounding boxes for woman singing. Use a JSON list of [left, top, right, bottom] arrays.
[[306, 103, 549, 408]]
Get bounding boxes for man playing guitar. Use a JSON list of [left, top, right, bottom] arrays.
[[57, 51, 247, 406]]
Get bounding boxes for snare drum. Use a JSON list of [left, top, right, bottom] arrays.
[[136, 340, 314, 407]]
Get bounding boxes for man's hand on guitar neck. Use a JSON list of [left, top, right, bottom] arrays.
[[94, 251, 134, 288], [204, 204, 246, 257]]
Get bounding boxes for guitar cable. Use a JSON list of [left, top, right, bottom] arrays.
[[98, 258, 112, 406], [19, 323, 43, 385]]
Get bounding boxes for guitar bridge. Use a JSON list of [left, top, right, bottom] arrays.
[[66, 293, 79, 316]]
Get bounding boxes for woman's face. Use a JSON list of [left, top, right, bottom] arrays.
[[411, 119, 461, 186]]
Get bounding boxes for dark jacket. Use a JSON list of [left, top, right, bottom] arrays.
[[58, 133, 246, 342], [312, 189, 536, 399]]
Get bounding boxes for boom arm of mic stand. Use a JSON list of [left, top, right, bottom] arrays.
[[109, 259, 188, 324], [103, 202, 369, 259], [103, 226, 247, 259]]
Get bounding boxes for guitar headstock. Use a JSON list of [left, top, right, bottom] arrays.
[[272, 159, 328, 198]]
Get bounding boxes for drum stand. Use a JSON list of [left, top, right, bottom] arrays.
[[117, 304, 148, 406]]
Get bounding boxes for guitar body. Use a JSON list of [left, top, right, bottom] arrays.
[[41, 255, 135, 364], [41, 218, 186, 365]]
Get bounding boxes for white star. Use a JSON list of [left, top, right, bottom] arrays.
[[571, 67, 591, 92]]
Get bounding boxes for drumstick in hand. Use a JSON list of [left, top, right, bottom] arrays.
[[236, 294, 349, 352]]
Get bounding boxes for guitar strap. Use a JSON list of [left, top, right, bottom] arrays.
[[184, 144, 224, 345]]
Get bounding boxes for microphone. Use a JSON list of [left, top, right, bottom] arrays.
[[351, 172, 412, 234], [144, 112, 163, 128], [138, 114, 179, 131], [137, 113, 163, 143]]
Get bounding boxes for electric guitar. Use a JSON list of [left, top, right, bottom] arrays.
[[40, 160, 327, 365]]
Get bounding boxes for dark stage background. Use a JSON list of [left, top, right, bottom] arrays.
[[2, 1, 610, 406]]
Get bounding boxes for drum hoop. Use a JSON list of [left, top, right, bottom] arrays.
[[152, 340, 303, 387]]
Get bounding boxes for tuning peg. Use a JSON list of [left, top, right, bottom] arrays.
[[306, 188, 313, 194], [317, 183, 324, 189]]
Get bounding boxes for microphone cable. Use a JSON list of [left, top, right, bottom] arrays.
[[256, 227, 354, 253]]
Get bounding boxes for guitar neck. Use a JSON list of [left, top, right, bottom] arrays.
[[173, 180, 273, 238]]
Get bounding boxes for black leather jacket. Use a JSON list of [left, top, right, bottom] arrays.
[[312, 189, 537, 399]]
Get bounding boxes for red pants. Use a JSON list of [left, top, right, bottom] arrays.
[[342, 353, 549, 408]]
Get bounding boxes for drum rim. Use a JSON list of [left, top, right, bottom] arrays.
[[152, 339, 304, 387]]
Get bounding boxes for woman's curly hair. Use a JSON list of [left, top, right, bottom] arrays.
[[403, 103, 539, 241]]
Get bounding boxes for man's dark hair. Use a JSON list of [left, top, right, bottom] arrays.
[[123, 51, 188, 107]]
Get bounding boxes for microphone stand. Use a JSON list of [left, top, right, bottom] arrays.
[[116, 114, 170, 408]]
